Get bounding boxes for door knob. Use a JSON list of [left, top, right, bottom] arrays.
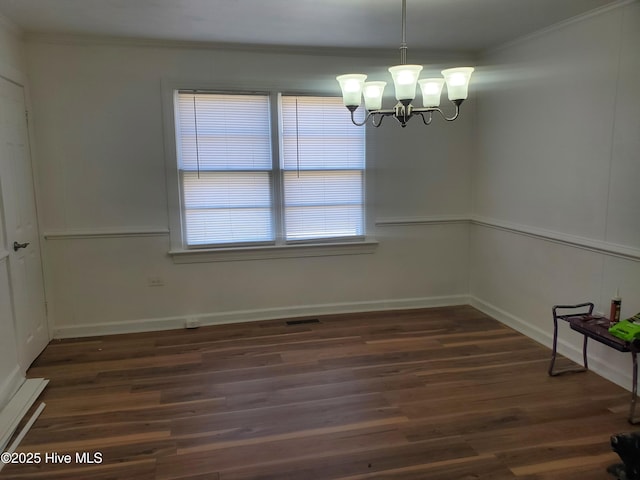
[[13, 241, 30, 251]]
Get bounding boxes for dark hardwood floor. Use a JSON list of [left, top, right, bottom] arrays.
[[1, 306, 637, 479]]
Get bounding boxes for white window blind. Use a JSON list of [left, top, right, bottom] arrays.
[[280, 96, 365, 242], [176, 92, 273, 246]]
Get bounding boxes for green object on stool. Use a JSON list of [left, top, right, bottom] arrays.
[[609, 319, 640, 342]]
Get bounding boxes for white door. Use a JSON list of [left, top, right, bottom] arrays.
[[0, 77, 49, 369], [0, 199, 21, 408]]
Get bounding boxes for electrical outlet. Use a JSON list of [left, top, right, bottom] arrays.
[[184, 317, 200, 329], [147, 276, 164, 287]]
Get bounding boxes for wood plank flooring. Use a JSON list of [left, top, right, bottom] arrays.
[[1, 306, 637, 479]]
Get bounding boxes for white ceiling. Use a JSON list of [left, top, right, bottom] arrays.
[[0, 0, 621, 52]]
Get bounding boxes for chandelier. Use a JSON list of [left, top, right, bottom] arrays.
[[336, 0, 474, 128]]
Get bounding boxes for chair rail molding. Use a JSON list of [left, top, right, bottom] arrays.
[[43, 227, 170, 240], [375, 215, 471, 227], [472, 215, 640, 262], [371, 214, 639, 260], [40, 218, 640, 262]]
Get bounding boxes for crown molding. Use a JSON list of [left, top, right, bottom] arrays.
[[24, 32, 476, 62], [0, 12, 23, 38], [483, 0, 635, 57]]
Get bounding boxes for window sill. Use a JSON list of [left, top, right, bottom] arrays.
[[169, 239, 379, 263]]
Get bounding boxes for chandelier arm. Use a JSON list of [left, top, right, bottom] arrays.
[[349, 109, 372, 127], [440, 103, 460, 122], [419, 112, 433, 125], [349, 108, 396, 127], [413, 101, 462, 122], [371, 114, 386, 128]]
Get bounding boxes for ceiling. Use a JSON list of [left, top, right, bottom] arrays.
[[0, 0, 621, 52]]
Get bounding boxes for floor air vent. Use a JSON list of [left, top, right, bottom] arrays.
[[286, 318, 320, 326]]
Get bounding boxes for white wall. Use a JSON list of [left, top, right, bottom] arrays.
[[471, 2, 640, 391], [25, 39, 475, 337], [0, 15, 25, 82], [0, 15, 24, 409]]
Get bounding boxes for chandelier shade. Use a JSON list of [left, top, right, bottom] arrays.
[[363, 82, 387, 110], [441, 67, 474, 101], [388, 65, 422, 102], [336, 74, 367, 107], [336, 0, 474, 128], [418, 78, 445, 107]]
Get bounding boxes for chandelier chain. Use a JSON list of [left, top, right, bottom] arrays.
[[400, 0, 407, 65]]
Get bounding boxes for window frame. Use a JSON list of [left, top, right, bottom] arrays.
[[162, 80, 377, 263]]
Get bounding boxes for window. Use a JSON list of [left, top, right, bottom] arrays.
[[176, 93, 273, 246], [281, 96, 365, 242], [174, 91, 366, 251]]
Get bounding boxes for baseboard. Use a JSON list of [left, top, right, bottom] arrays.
[[469, 296, 553, 349], [52, 294, 471, 339], [470, 296, 635, 393], [0, 367, 23, 412], [0, 378, 48, 454]]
